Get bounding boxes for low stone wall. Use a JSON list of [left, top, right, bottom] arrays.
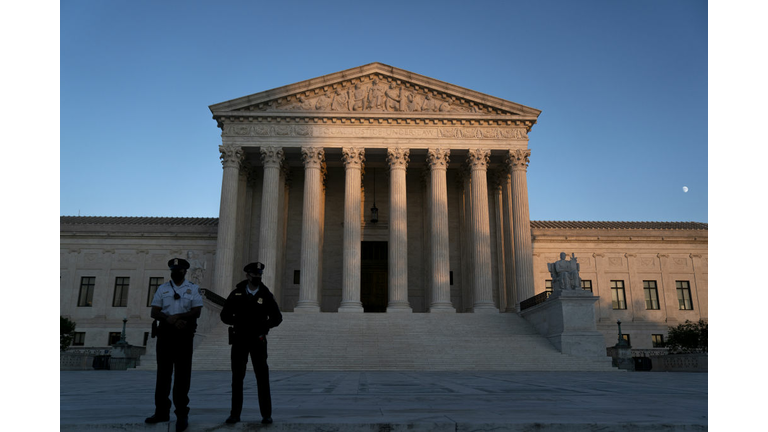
[[651, 353, 707, 372], [60, 348, 112, 370]]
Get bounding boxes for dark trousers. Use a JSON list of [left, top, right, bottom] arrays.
[[154, 332, 194, 418], [230, 337, 271, 419]]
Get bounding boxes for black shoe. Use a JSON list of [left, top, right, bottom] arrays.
[[145, 414, 170, 423], [225, 415, 240, 424], [176, 417, 189, 432], [261, 417, 273, 424]]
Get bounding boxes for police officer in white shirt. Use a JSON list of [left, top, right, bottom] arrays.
[[145, 258, 203, 432]]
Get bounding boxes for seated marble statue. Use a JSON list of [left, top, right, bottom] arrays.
[[548, 252, 582, 293]]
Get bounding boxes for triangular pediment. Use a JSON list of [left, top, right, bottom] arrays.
[[209, 63, 541, 119]]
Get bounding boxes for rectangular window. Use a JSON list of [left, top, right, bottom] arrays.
[[581, 280, 592, 292], [621, 334, 631, 345], [77, 277, 95, 307], [293, 270, 300, 285], [147, 277, 164, 307], [143, 332, 150, 347], [108, 332, 122, 345], [643, 280, 660, 310], [611, 280, 627, 310], [545, 280, 553, 298], [449, 271, 454, 286], [676, 281, 693, 310], [652, 334, 664, 348], [112, 277, 130, 307], [73, 332, 85, 346]]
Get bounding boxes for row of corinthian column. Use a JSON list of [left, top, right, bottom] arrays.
[[212, 145, 534, 313]]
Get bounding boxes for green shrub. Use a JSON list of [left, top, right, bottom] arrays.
[[665, 319, 707, 354], [61, 316, 77, 351]]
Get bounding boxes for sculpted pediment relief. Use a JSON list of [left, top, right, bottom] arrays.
[[254, 78, 501, 115], [210, 63, 541, 119]]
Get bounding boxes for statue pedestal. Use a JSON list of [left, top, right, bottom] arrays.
[[110, 342, 145, 370], [521, 290, 611, 363]]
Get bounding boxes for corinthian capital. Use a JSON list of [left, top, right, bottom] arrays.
[[505, 149, 531, 171], [466, 148, 491, 171], [219, 145, 244, 169], [260, 146, 284, 169], [387, 147, 410, 170], [342, 147, 365, 169], [301, 147, 325, 169], [426, 148, 450, 170]]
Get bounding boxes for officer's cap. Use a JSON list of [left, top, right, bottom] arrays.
[[243, 262, 265, 275], [168, 258, 190, 270]]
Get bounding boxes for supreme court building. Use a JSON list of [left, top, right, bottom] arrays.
[[60, 63, 707, 359]]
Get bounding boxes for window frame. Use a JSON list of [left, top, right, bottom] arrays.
[[611, 280, 627, 310], [72, 332, 85, 347], [77, 276, 95, 307], [112, 277, 130, 307], [581, 279, 592, 292], [643, 280, 660, 310], [146, 277, 164, 307], [652, 334, 665, 348], [676, 280, 693, 310]]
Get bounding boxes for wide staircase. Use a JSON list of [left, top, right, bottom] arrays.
[[170, 311, 615, 371]]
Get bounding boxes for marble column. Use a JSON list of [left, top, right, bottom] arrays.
[[387, 147, 412, 312], [421, 166, 432, 310], [459, 165, 474, 311], [257, 146, 284, 290], [507, 149, 535, 309], [492, 170, 508, 312], [295, 147, 325, 312], [213, 145, 244, 296], [234, 165, 250, 273], [427, 148, 455, 312], [501, 171, 517, 312], [467, 149, 498, 312], [339, 147, 365, 313]]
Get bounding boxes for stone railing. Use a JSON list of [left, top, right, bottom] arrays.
[[60, 348, 112, 370], [651, 353, 708, 372]]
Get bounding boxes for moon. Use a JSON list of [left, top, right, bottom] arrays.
[[682, 186, 689, 193]]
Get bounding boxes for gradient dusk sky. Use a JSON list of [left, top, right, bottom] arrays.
[[59, 0, 708, 222]]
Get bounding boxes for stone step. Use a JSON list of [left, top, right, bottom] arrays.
[[161, 312, 613, 371]]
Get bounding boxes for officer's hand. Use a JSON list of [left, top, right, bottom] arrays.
[[175, 319, 187, 329], [166, 315, 179, 325]]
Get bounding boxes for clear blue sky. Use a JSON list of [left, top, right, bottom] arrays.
[[60, 0, 707, 222]]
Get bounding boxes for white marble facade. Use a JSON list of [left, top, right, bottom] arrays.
[[208, 63, 541, 314], [59, 64, 708, 350]]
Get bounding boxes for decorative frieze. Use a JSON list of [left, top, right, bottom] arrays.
[[222, 123, 529, 140]]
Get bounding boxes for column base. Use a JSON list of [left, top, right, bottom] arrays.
[[429, 303, 455, 313], [473, 303, 499, 313], [294, 302, 321, 313], [387, 302, 412, 313], [338, 302, 364, 313]]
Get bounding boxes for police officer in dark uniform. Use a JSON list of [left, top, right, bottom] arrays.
[[220, 262, 283, 425], [145, 258, 203, 432]]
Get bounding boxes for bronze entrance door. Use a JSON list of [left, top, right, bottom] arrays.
[[361, 241, 388, 312]]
